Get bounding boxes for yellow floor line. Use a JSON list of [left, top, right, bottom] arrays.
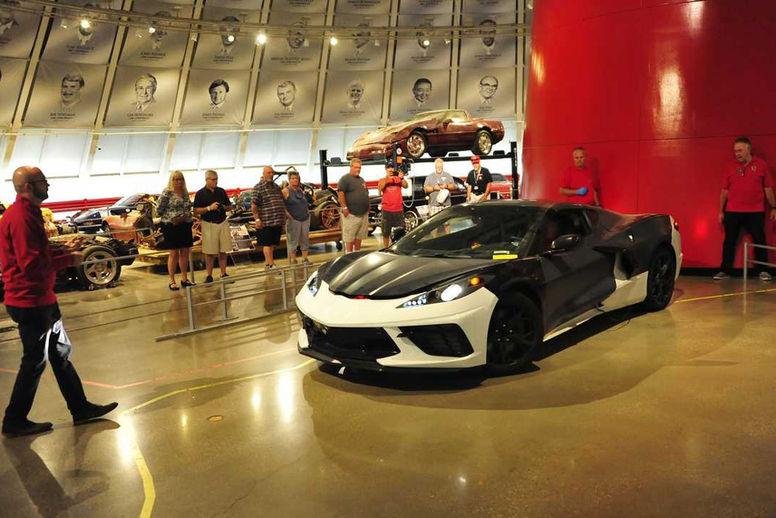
[[121, 358, 316, 518], [676, 287, 776, 303]]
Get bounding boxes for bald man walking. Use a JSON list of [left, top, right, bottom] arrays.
[[1, 166, 117, 437]]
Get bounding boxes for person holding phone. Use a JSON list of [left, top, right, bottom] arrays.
[[193, 170, 233, 283], [157, 170, 194, 290]]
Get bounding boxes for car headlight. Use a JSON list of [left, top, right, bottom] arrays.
[[398, 274, 489, 308], [307, 271, 321, 296]]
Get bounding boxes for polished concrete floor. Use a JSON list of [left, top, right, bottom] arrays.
[[1, 237, 775, 517]]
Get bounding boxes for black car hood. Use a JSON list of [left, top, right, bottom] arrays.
[[320, 251, 495, 298]]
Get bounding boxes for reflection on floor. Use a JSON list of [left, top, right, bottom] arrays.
[[1, 239, 775, 516]]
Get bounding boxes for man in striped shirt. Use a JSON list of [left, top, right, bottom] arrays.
[[251, 166, 287, 269]]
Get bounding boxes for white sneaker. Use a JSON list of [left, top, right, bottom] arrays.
[[759, 271, 773, 282], [712, 271, 730, 281]]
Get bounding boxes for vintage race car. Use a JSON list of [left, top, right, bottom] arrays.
[[296, 201, 682, 373], [347, 109, 505, 160]]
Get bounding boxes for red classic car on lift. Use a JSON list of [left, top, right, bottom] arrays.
[[346, 109, 505, 161]]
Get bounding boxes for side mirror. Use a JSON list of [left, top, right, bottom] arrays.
[[390, 227, 407, 243], [442, 118, 452, 125], [550, 234, 581, 253]]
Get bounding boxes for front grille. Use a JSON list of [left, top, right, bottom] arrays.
[[398, 324, 473, 357], [302, 315, 400, 361]]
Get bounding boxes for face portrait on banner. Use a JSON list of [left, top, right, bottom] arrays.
[[459, 14, 517, 68], [0, 1, 40, 59], [105, 66, 179, 126], [181, 69, 249, 126], [462, 0, 515, 12], [253, 70, 318, 125], [269, 0, 328, 13], [389, 68, 449, 121], [191, 7, 259, 70], [334, 0, 390, 14], [42, 1, 121, 64], [262, 13, 323, 71], [24, 61, 106, 127], [321, 71, 383, 124], [394, 14, 452, 70], [119, 1, 192, 67], [397, 0, 453, 13], [327, 15, 387, 71], [457, 67, 515, 119], [0, 56, 26, 126]]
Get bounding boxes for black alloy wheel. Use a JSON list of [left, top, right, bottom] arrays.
[[642, 246, 676, 311], [486, 293, 543, 374]]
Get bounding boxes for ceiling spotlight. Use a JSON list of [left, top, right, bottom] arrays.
[[421, 38, 431, 48], [148, 25, 156, 34], [329, 35, 338, 46], [226, 34, 236, 43], [374, 39, 380, 46], [60, 18, 70, 29], [444, 38, 451, 45], [79, 18, 91, 30], [255, 32, 267, 44]]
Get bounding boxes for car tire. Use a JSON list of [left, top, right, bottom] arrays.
[[471, 129, 493, 156], [642, 245, 676, 311], [486, 293, 543, 375], [405, 131, 427, 159], [317, 202, 341, 230], [76, 245, 122, 288], [404, 209, 420, 231]]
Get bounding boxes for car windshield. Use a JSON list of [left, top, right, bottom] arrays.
[[116, 194, 145, 206], [391, 204, 542, 259], [403, 110, 448, 123]]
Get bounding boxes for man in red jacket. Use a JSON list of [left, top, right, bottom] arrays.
[[1, 166, 117, 437]]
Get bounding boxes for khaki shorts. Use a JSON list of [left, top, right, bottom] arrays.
[[201, 220, 232, 255], [341, 212, 369, 242]]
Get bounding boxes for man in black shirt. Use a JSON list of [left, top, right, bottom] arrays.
[[193, 170, 233, 283], [466, 155, 492, 203]]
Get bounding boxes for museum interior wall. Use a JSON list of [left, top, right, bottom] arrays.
[[0, 0, 527, 202], [522, 0, 776, 268]]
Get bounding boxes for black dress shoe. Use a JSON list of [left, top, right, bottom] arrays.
[[72, 402, 119, 425], [2, 419, 54, 437]]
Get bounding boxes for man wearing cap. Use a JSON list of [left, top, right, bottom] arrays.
[[377, 160, 408, 247], [559, 147, 600, 206], [466, 155, 492, 203]]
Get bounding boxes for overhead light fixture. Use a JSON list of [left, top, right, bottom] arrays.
[[148, 25, 156, 34], [421, 38, 431, 48], [329, 35, 338, 46], [59, 18, 70, 29], [444, 38, 451, 45], [79, 18, 91, 30], [255, 32, 267, 44], [374, 39, 380, 46], [226, 33, 236, 43]]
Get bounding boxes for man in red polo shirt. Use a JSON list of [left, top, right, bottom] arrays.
[[1, 166, 117, 437], [713, 137, 776, 281], [559, 147, 600, 206]]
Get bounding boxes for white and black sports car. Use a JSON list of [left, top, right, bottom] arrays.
[[296, 201, 682, 373]]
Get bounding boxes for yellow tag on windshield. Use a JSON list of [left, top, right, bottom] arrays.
[[493, 253, 518, 260]]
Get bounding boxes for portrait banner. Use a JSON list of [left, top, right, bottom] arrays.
[[119, 0, 192, 68], [269, 0, 327, 13], [462, 0, 515, 12], [252, 70, 317, 125], [327, 15, 387, 71], [42, 1, 121, 65], [105, 66, 179, 126], [321, 71, 383, 124], [206, 0, 262, 9], [261, 13, 323, 71], [24, 61, 106, 127], [456, 67, 515, 119], [191, 7, 259, 70], [181, 69, 249, 126], [393, 14, 452, 70], [0, 56, 26, 126], [398, 0, 453, 14], [459, 13, 517, 68], [389, 69, 449, 122], [0, 1, 41, 59], [334, 0, 390, 14]]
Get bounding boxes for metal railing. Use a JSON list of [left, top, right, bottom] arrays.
[[743, 242, 776, 284], [156, 261, 319, 341]]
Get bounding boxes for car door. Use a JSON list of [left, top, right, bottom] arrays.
[[537, 209, 615, 331], [432, 110, 473, 147]]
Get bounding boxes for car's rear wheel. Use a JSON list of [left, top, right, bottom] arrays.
[[405, 131, 427, 159], [471, 129, 493, 156], [77, 245, 121, 288], [486, 293, 543, 374], [318, 202, 340, 230], [642, 246, 676, 311], [404, 209, 420, 231]]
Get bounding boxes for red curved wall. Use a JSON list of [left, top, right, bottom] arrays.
[[522, 0, 776, 268]]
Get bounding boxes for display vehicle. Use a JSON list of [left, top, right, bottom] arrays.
[[347, 109, 505, 160], [296, 201, 682, 373]]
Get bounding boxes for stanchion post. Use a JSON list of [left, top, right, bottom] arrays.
[[280, 268, 288, 310], [744, 242, 748, 285], [186, 286, 196, 331], [188, 248, 196, 283], [220, 281, 228, 319]]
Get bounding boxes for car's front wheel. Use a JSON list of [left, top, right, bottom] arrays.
[[486, 293, 543, 374], [405, 131, 427, 159], [77, 245, 121, 288], [471, 129, 493, 156], [642, 246, 676, 311]]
